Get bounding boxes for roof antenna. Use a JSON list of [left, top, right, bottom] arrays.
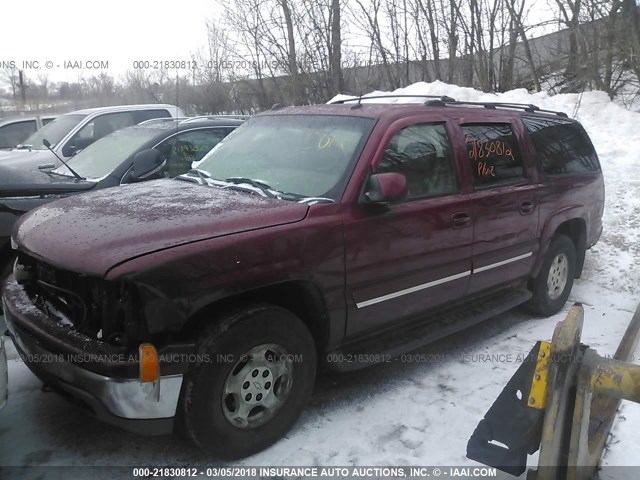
[[351, 91, 364, 110]]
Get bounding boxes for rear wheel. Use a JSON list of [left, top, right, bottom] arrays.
[[527, 234, 576, 316], [180, 304, 316, 458]]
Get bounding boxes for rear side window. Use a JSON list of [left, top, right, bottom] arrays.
[[462, 124, 525, 189], [522, 117, 600, 175], [134, 109, 172, 123]]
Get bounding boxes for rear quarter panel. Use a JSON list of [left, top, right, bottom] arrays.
[[533, 172, 604, 274]]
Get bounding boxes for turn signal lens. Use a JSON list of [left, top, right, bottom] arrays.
[[139, 343, 160, 384]]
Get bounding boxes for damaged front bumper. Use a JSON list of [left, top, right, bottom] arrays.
[[2, 276, 193, 435]]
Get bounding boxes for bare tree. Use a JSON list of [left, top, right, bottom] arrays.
[[330, 0, 344, 94]]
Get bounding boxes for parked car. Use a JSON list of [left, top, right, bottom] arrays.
[[0, 104, 184, 170], [0, 116, 245, 291], [0, 114, 57, 150], [2, 97, 604, 458]]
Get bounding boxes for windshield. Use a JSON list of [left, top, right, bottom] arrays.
[[53, 126, 160, 179], [194, 115, 374, 200], [20, 113, 86, 150]]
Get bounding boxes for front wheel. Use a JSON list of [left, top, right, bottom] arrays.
[[527, 234, 576, 316], [180, 304, 316, 458]]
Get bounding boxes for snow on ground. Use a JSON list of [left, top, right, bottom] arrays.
[[1, 82, 639, 478]]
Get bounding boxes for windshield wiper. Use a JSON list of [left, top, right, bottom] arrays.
[[298, 196, 335, 204], [176, 169, 214, 186], [45, 170, 75, 178], [42, 139, 85, 180], [224, 177, 272, 190], [15, 144, 33, 150], [224, 177, 331, 202], [179, 173, 316, 203], [190, 168, 212, 183], [223, 177, 279, 198]]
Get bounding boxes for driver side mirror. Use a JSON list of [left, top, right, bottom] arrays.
[[130, 149, 166, 182], [62, 142, 79, 157], [364, 172, 408, 205], [62, 140, 91, 157]]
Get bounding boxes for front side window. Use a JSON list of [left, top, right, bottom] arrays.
[[156, 128, 231, 178], [67, 112, 136, 153], [522, 117, 600, 176], [376, 123, 458, 199], [196, 115, 375, 200], [0, 120, 37, 148], [463, 123, 525, 189]]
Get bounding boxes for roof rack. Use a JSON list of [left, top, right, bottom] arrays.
[[137, 117, 189, 126], [329, 94, 568, 117], [442, 100, 568, 117], [329, 94, 457, 104]]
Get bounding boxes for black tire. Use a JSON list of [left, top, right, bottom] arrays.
[[527, 234, 576, 316], [180, 304, 316, 459]]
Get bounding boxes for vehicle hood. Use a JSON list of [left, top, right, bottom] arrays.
[[0, 165, 95, 198], [15, 180, 310, 276], [0, 149, 58, 171]]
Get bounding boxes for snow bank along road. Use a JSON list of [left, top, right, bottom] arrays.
[[1, 82, 639, 477]]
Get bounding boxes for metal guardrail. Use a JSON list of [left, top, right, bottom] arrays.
[[467, 302, 640, 479]]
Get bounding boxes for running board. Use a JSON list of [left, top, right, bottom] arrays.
[[327, 288, 532, 371]]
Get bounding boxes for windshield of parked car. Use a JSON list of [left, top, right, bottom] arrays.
[[53, 126, 160, 179], [20, 113, 86, 150], [194, 115, 374, 200]]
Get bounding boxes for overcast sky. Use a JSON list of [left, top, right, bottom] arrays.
[[0, 0, 221, 83], [1, 0, 561, 89]]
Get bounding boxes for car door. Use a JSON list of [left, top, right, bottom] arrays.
[[0, 120, 37, 149], [343, 119, 474, 338], [459, 120, 539, 295]]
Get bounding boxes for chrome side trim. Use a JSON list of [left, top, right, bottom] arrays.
[[356, 252, 534, 309], [356, 270, 471, 309], [473, 252, 533, 274]]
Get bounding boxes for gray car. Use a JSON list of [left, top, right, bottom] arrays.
[[0, 114, 58, 150]]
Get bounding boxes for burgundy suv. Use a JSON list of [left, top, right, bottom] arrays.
[[2, 96, 604, 458]]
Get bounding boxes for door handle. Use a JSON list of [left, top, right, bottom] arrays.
[[520, 201, 535, 215], [451, 211, 472, 228]]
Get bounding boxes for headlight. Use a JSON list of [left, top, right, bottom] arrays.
[[10, 237, 18, 250]]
